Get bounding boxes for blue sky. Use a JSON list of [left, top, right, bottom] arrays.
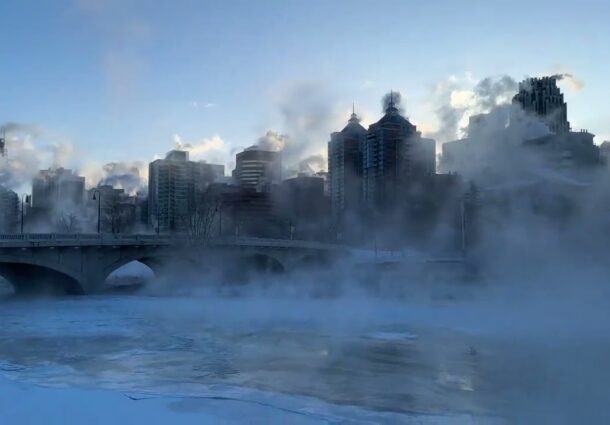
[[0, 0, 609, 181]]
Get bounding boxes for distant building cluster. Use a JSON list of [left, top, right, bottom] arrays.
[[442, 76, 600, 174], [0, 76, 605, 251]]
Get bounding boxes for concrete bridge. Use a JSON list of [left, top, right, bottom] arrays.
[[0, 233, 348, 295], [0, 234, 471, 295]]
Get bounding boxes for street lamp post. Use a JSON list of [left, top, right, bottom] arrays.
[[156, 205, 160, 235], [461, 196, 467, 253], [218, 204, 222, 237], [92, 190, 101, 234], [20, 194, 30, 234], [374, 231, 378, 259]]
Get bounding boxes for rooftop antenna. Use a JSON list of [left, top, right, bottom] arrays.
[[349, 102, 359, 123]]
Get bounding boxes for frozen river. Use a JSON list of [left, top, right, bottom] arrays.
[[0, 279, 609, 423]]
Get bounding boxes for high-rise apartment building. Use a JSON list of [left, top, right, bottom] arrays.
[[148, 150, 224, 232], [512, 76, 570, 134], [233, 146, 281, 190], [328, 110, 366, 219], [363, 97, 436, 210]]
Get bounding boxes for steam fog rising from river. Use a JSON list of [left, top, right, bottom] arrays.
[[2, 252, 610, 423]]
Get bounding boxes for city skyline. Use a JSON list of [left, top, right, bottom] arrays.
[[0, 78, 604, 195], [1, 0, 610, 196], [3, 3, 610, 422]]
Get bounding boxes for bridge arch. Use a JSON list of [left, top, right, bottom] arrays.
[[104, 260, 155, 286], [290, 251, 334, 271], [245, 253, 285, 274], [216, 251, 286, 284], [101, 253, 202, 286], [0, 261, 84, 295]]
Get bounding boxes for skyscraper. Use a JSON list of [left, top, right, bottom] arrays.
[[328, 109, 366, 219], [363, 96, 436, 210], [0, 186, 19, 233], [233, 146, 281, 190], [512, 76, 570, 134], [148, 150, 225, 232]]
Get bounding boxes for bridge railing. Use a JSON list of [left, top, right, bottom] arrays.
[[0, 233, 342, 250], [212, 236, 340, 250], [0, 233, 174, 244], [0, 234, 466, 263], [0, 234, 26, 240]]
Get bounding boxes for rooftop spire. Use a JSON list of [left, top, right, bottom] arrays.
[[348, 102, 360, 123]]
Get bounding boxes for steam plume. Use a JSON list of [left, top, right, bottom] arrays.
[[381, 91, 405, 114]]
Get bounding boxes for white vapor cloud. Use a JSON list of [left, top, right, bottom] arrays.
[[0, 123, 76, 193], [172, 134, 230, 168]]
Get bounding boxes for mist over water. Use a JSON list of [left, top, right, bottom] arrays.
[[2, 259, 610, 424]]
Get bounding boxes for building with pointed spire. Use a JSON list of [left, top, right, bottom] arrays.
[[363, 93, 436, 210], [328, 106, 367, 222]]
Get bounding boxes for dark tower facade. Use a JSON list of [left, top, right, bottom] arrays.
[[363, 96, 435, 210], [512, 76, 570, 134], [328, 109, 367, 219]]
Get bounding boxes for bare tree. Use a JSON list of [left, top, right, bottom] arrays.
[[183, 191, 221, 246], [103, 203, 131, 234], [57, 212, 78, 233]]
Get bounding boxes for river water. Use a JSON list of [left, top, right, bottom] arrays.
[[0, 278, 609, 423]]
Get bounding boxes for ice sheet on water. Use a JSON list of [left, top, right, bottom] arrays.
[[362, 331, 418, 342], [0, 375, 502, 424], [0, 295, 509, 422]]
